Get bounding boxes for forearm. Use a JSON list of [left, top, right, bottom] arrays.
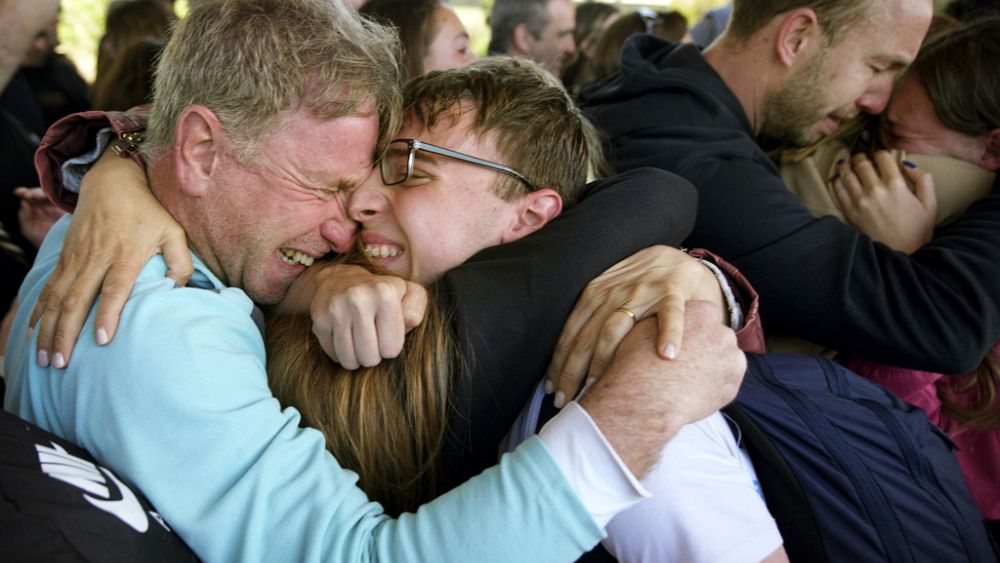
[[579, 383, 684, 477], [371, 437, 604, 563], [270, 258, 335, 315]]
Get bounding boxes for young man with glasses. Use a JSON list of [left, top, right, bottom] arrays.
[[335, 56, 785, 562]]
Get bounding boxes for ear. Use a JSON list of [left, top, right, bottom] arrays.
[[978, 128, 1000, 172], [774, 8, 821, 69], [173, 105, 226, 198], [501, 188, 563, 243], [511, 22, 534, 56]]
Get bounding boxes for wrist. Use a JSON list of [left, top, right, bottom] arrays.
[[579, 386, 683, 478], [272, 260, 334, 314], [696, 260, 743, 329]]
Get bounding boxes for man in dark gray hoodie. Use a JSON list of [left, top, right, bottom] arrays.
[[581, 0, 1000, 374]]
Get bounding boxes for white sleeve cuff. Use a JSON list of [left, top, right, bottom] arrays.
[[61, 127, 117, 194], [537, 401, 650, 529], [699, 259, 743, 329]]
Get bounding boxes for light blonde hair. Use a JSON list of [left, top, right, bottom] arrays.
[[143, 0, 403, 163], [266, 256, 456, 516]]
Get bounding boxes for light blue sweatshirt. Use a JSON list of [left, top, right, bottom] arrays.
[[5, 215, 602, 562]]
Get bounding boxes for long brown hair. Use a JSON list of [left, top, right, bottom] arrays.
[[265, 254, 456, 516], [942, 354, 1000, 431], [359, 0, 441, 83]]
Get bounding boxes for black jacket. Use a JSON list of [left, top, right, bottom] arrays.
[[580, 35, 1000, 374], [435, 167, 697, 493]]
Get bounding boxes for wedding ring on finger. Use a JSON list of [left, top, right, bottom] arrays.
[[614, 306, 637, 323]]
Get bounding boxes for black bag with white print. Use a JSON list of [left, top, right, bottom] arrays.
[[0, 409, 198, 562]]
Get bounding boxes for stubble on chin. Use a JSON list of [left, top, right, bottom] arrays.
[[758, 54, 830, 148]]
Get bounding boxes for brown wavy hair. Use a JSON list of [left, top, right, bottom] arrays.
[[943, 354, 1000, 431], [404, 56, 605, 201], [580, 11, 689, 87], [265, 253, 456, 516]]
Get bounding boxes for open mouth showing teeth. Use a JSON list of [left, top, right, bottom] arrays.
[[280, 249, 315, 267], [364, 245, 401, 258]]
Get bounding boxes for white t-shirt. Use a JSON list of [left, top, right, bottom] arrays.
[[507, 382, 783, 563]]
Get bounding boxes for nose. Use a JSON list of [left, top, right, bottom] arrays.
[[320, 193, 358, 254], [565, 36, 577, 55], [346, 175, 391, 224], [856, 74, 894, 115]]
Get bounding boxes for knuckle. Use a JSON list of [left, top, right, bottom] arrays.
[[35, 325, 52, 343], [99, 278, 131, 297], [51, 328, 72, 348], [596, 324, 621, 346], [558, 370, 582, 387], [383, 344, 403, 359], [44, 295, 65, 314], [372, 281, 398, 300], [173, 263, 195, 277], [579, 285, 600, 302], [571, 331, 594, 352], [58, 290, 86, 312], [166, 224, 186, 238]]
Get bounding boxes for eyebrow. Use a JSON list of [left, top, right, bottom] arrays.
[[334, 178, 357, 191]]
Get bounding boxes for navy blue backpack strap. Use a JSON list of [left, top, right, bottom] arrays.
[[723, 402, 828, 562]]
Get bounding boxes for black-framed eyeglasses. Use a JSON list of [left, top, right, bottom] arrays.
[[379, 138, 538, 191]]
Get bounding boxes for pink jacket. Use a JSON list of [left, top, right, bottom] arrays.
[[846, 352, 1000, 519]]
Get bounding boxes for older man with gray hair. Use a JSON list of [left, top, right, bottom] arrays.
[[5, 0, 746, 561]]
